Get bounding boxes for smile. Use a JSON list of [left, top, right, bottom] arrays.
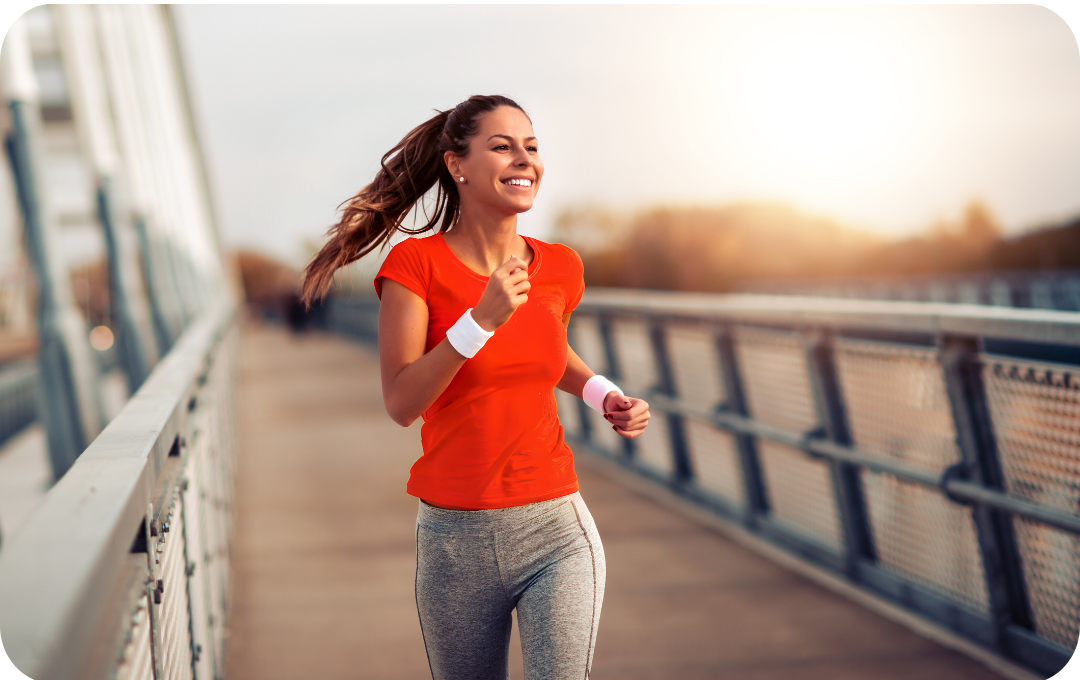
[[502, 178, 533, 188]]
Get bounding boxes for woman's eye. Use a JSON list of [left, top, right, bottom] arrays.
[[493, 144, 510, 151]]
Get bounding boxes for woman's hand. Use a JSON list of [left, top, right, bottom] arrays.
[[603, 393, 650, 439], [470, 256, 530, 331]]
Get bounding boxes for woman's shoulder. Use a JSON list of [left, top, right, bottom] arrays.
[[528, 237, 582, 271], [388, 233, 441, 254]]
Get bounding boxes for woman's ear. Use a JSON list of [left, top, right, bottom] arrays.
[[444, 151, 461, 180]]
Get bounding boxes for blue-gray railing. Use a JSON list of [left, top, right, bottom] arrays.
[[740, 269, 1080, 312], [554, 290, 1080, 677]]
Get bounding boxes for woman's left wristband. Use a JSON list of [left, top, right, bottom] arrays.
[[583, 374, 623, 412]]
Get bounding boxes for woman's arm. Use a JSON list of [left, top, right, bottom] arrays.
[[379, 256, 531, 427], [378, 280, 466, 426], [556, 313, 650, 440]]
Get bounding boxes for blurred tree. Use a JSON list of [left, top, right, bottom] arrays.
[[549, 199, 1080, 292]]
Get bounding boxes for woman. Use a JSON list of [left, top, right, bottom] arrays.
[[301, 94, 651, 680]]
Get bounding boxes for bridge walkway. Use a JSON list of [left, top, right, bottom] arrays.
[[224, 321, 1010, 680]]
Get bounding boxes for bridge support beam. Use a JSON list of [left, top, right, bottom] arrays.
[[2, 19, 104, 480], [805, 331, 876, 576], [940, 337, 1032, 651], [714, 325, 769, 527], [647, 318, 692, 484]]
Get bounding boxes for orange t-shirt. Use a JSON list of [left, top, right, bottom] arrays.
[[374, 233, 585, 509]]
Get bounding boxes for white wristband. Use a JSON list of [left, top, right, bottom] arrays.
[[445, 308, 495, 359], [583, 374, 623, 413]]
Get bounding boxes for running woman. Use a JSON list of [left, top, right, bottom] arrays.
[[301, 94, 651, 680]]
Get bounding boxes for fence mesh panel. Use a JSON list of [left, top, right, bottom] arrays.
[[758, 441, 843, 551], [733, 326, 818, 433], [685, 420, 744, 507], [832, 338, 988, 608], [667, 322, 726, 408], [1011, 519, 1080, 650], [159, 493, 194, 680], [734, 328, 841, 549], [862, 472, 990, 611], [983, 355, 1080, 649], [834, 339, 962, 476], [633, 413, 675, 477], [611, 316, 659, 394], [115, 594, 153, 680]]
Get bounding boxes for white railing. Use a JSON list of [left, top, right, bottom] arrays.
[[0, 303, 237, 680]]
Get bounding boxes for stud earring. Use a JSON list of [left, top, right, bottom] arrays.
[[459, 177, 466, 183]]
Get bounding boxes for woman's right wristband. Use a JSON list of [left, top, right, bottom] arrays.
[[445, 308, 495, 359], [583, 374, 623, 413]]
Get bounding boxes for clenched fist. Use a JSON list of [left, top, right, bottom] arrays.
[[471, 256, 531, 331], [604, 393, 650, 440]]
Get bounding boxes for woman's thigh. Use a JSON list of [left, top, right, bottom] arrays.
[[513, 495, 606, 680], [415, 524, 514, 680]]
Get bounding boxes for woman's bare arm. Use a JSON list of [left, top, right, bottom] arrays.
[[556, 313, 650, 440], [378, 279, 467, 427]]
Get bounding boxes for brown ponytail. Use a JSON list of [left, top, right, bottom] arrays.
[[301, 94, 528, 306]]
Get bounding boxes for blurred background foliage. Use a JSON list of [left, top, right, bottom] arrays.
[[551, 201, 1080, 292]]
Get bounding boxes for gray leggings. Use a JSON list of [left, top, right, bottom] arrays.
[[415, 492, 606, 680]]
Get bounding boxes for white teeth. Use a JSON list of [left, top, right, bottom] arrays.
[[504, 179, 532, 186]]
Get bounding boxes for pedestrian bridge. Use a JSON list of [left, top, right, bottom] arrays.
[[2, 7, 1079, 677], [2, 291, 1078, 680]]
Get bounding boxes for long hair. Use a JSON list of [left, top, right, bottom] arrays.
[[300, 94, 528, 306]]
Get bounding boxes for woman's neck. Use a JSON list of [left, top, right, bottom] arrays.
[[443, 210, 531, 276]]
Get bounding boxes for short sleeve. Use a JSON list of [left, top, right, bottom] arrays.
[[374, 238, 429, 301], [562, 245, 585, 314]]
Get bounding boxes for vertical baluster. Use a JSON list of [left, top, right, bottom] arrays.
[[647, 316, 692, 484], [805, 330, 876, 575], [566, 319, 593, 445], [713, 324, 768, 527], [597, 312, 633, 460], [940, 336, 1032, 650]]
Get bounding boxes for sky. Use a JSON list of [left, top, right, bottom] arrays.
[[171, 4, 1080, 266]]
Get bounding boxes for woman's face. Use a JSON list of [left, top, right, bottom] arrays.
[[446, 106, 543, 216]]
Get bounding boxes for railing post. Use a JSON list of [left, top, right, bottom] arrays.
[[597, 313, 634, 460], [566, 320, 593, 445], [940, 336, 1032, 649], [805, 331, 876, 573], [713, 324, 768, 526], [648, 317, 692, 484]]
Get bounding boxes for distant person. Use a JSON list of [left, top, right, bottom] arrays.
[[301, 95, 650, 679]]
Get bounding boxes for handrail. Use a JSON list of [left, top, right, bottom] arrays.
[[578, 290, 1080, 346], [0, 302, 235, 680]]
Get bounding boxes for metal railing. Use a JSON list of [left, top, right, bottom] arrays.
[[0, 303, 237, 680], [739, 269, 1080, 312], [558, 290, 1080, 677]]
